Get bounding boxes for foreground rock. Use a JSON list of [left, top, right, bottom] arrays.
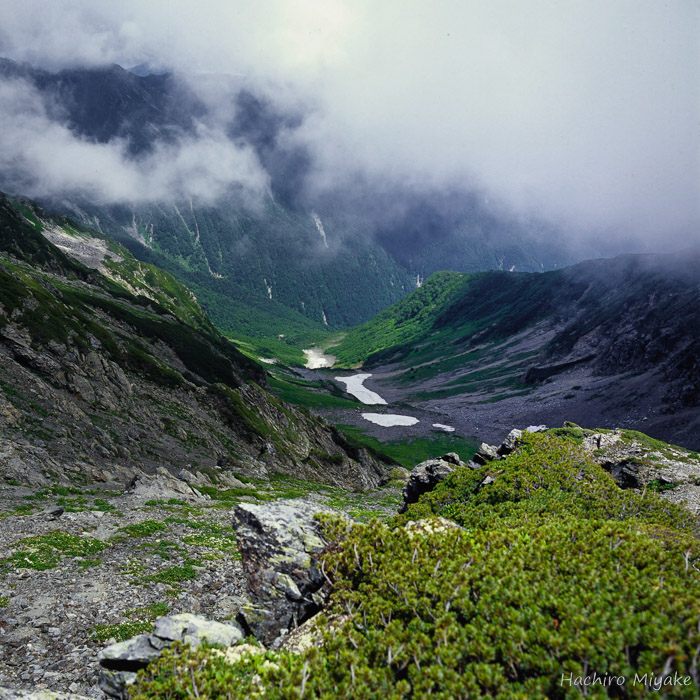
[[582, 429, 700, 514], [399, 453, 469, 513], [98, 614, 244, 699], [232, 500, 336, 647]]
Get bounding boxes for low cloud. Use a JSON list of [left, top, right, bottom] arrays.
[[0, 0, 697, 251], [0, 77, 269, 205]]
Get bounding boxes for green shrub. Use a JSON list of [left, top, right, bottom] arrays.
[[119, 520, 167, 538], [398, 432, 695, 533], [133, 517, 699, 698], [143, 561, 198, 584], [130, 432, 700, 699]]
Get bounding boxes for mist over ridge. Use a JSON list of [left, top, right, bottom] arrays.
[[0, 0, 696, 258]]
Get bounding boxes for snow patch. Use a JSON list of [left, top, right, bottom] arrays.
[[362, 413, 419, 427], [432, 423, 455, 433], [335, 374, 387, 405], [304, 348, 336, 369]]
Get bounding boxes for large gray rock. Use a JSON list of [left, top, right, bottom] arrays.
[[399, 453, 468, 513], [98, 614, 244, 699], [582, 430, 700, 514], [153, 613, 244, 647], [473, 442, 500, 465], [232, 500, 335, 647], [497, 428, 523, 456], [124, 468, 208, 502]]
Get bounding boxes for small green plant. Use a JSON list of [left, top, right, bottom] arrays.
[[143, 561, 198, 584], [119, 520, 167, 538], [90, 601, 170, 642], [139, 540, 184, 560], [646, 479, 676, 492], [0, 595, 9, 607], [90, 620, 155, 643], [126, 601, 170, 619], [93, 498, 116, 512], [77, 558, 102, 570], [1, 531, 108, 571], [183, 532, 240, 557]]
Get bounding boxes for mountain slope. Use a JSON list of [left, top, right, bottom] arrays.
[[0, 195, 388, 489], [0, 58, 584, 343], [331, 251, 700, 448]]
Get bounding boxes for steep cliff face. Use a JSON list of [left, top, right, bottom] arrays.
[[0, 196, 387, 489]]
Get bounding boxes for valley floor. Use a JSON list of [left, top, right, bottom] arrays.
[[295, 334, 700, 453]]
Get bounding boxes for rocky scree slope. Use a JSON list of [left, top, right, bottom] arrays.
[[0, 196, 387, 490], [0, 464, 404, 697], [331, 251, 700, 449]]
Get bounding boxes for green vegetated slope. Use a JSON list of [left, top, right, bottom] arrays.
[[0, 194, 389, 488], [133, 430, 700, 698], [74, 197, 415, 335], [332, 252, 700, 399], [331, 270, 470, 367]]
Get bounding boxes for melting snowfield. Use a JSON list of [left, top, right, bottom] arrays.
[[432, 423, 456, 432], [362, 413, 419, 427], [304, 348, 336, 369], [334, 374, 387, 405], [336, 374, 421, 427]]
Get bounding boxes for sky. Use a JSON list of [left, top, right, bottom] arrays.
[[0, 0, 698, 250]]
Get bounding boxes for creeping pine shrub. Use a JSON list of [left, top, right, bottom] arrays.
[[131, 434, 700, 699], [133, 519, 700, 699], [398, 432, 696, 533]]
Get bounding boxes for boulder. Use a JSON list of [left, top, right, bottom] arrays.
[[153, 613, 244, 648], [473, 442, 500, 465], [399, 453, 468, 513], [124, 468, 208, 502], [98, 614, 244, 699], [497, 428, 523, 456], [232, 500, 335, 647], [98, 635, 162, 699]]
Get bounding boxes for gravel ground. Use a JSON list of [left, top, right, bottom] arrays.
[[0, 489, 247, 696], [0, 475, 404, 697]]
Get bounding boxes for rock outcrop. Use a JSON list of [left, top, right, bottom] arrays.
[[581, 430, 700, 514], [399, 453, 469, 513], [98, 614, 244, 699], [232, 500, 336, 647]]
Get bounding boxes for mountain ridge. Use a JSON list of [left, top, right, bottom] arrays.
[[0, 57, 588, 342]]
